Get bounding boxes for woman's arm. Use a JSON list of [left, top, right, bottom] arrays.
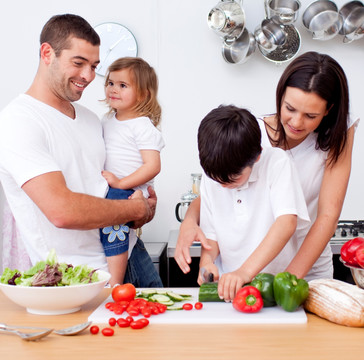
[[285, 124, 356, 278], [218, 214, 297, 301], [174, 197, 212, 273], [102, 149, 161, 190]]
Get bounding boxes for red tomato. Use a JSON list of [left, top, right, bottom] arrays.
[[130, 319, 148, 329], [117, 318, 130, 328], [341, 237, 364, 266], [112, 283, 136, 302], [108, 317, 117, 326], [141, 308, 152, 318], [194, 302, 203, 310], [182, 303, 193, 311], [356, 244, 364, 268], [89, 325, 99, 335], [138, 318, 149, 327], [125, 316, 134, 324], [101, 328, 114, 336]]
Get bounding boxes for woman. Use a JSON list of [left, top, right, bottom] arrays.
[[175, 51, 359, 281]]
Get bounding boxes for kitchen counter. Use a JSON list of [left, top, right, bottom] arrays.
[[0, 289, 363, 360]]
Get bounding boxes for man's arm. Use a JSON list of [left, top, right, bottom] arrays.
[[22, 171, 156, 229]]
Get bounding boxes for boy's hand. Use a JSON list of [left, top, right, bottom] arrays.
[[174, 218, 211, 274], [197, 263, 219, 285], [218, 270, 251, 302]]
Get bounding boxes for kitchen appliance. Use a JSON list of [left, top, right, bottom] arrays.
[[330, 220, 364, 284], [175, 173, 201, 222]]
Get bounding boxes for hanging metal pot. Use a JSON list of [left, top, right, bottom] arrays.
[[302, 0, 343, 40], [339, 1, 364, 43], [207, 0, 246, 42], [258, 24, 301, 65], [222, 28, 256, 64], [254, 18, 287, 52], [265, 0, 301, 25]]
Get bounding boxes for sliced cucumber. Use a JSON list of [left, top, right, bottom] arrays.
[[166, 291, 184, 301], [150, 294, 172, 303], [166, 304, 183, 310], [141, 289, 157, 297]]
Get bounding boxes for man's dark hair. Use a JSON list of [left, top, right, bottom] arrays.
[[198, 105, 262, 184], [40, 14, 100, 56]]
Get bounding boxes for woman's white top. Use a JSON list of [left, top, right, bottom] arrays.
[[258, 115, 360, 280]]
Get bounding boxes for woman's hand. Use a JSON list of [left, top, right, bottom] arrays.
[[174, 197, 211, 274]]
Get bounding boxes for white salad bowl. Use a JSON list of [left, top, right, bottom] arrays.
[[0, 270, 111, 315]]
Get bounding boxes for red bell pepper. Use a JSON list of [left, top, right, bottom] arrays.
[[340, 237, 364, 266], [356, 244, 364, 268], [232, 286, 263, 313]]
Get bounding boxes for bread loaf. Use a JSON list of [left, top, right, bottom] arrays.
[[304, 278, 364, 327]]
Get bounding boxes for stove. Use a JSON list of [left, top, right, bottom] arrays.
[[330, 220, 364, 255]]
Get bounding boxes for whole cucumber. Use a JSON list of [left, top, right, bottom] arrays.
[[198, 282, 224, 302]]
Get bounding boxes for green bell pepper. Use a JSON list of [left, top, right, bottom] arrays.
[[249, 273, 276, 307], [273, 272, 309, 312]]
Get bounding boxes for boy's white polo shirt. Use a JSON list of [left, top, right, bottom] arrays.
[[200, 146, 310, 276]]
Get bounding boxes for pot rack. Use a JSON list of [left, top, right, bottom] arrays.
[[208, 0, 364, 65]]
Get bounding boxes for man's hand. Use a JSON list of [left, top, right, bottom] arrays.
[[174, 218, 211, 274], [130, 186, 157, 229]]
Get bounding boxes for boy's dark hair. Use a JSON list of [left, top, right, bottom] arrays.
[[198, 105, 262, 184], [40, 14, 100, 56]]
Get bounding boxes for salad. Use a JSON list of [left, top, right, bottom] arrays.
[[0, 249, 100, 287]]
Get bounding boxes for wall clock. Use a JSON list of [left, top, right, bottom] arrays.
[[94, 22, 138, 77]]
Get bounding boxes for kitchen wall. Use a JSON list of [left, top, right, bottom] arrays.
[[0, 0, 363, 268]]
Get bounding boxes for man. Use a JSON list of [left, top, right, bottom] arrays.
[[0, 14, 161, 287]]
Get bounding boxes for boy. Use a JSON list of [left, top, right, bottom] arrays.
[[197, 105, 310, 301]]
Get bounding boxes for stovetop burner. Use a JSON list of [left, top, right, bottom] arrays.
[[330, 220, 364, 254]]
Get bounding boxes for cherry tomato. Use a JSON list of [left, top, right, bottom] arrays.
[[141, 308, 152, 318], [139, 318, 150, 326], [194, 302, 203, 310], [105, 302, 115, 310], [117, 318, 130, 328], [125, 316, 134, 324], [130, 319, 149, 329], [108, 317, 117, 326], [90, 325, 99, 335], [112, 283, 136, 302], [101, 327, 114, 336], [182, 303, 193, 311], [127, 306, 140, 316]]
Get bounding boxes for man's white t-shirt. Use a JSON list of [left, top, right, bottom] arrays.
[[0, 94, 109, 270], [200, 146, 310, 277]]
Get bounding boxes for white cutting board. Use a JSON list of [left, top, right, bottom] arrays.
[[89, 288, 307, 324]]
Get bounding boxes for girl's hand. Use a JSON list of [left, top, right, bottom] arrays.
[[197, 263, 219, 285], [102, 170, 120, 188], [218, 270, 251, 302]]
